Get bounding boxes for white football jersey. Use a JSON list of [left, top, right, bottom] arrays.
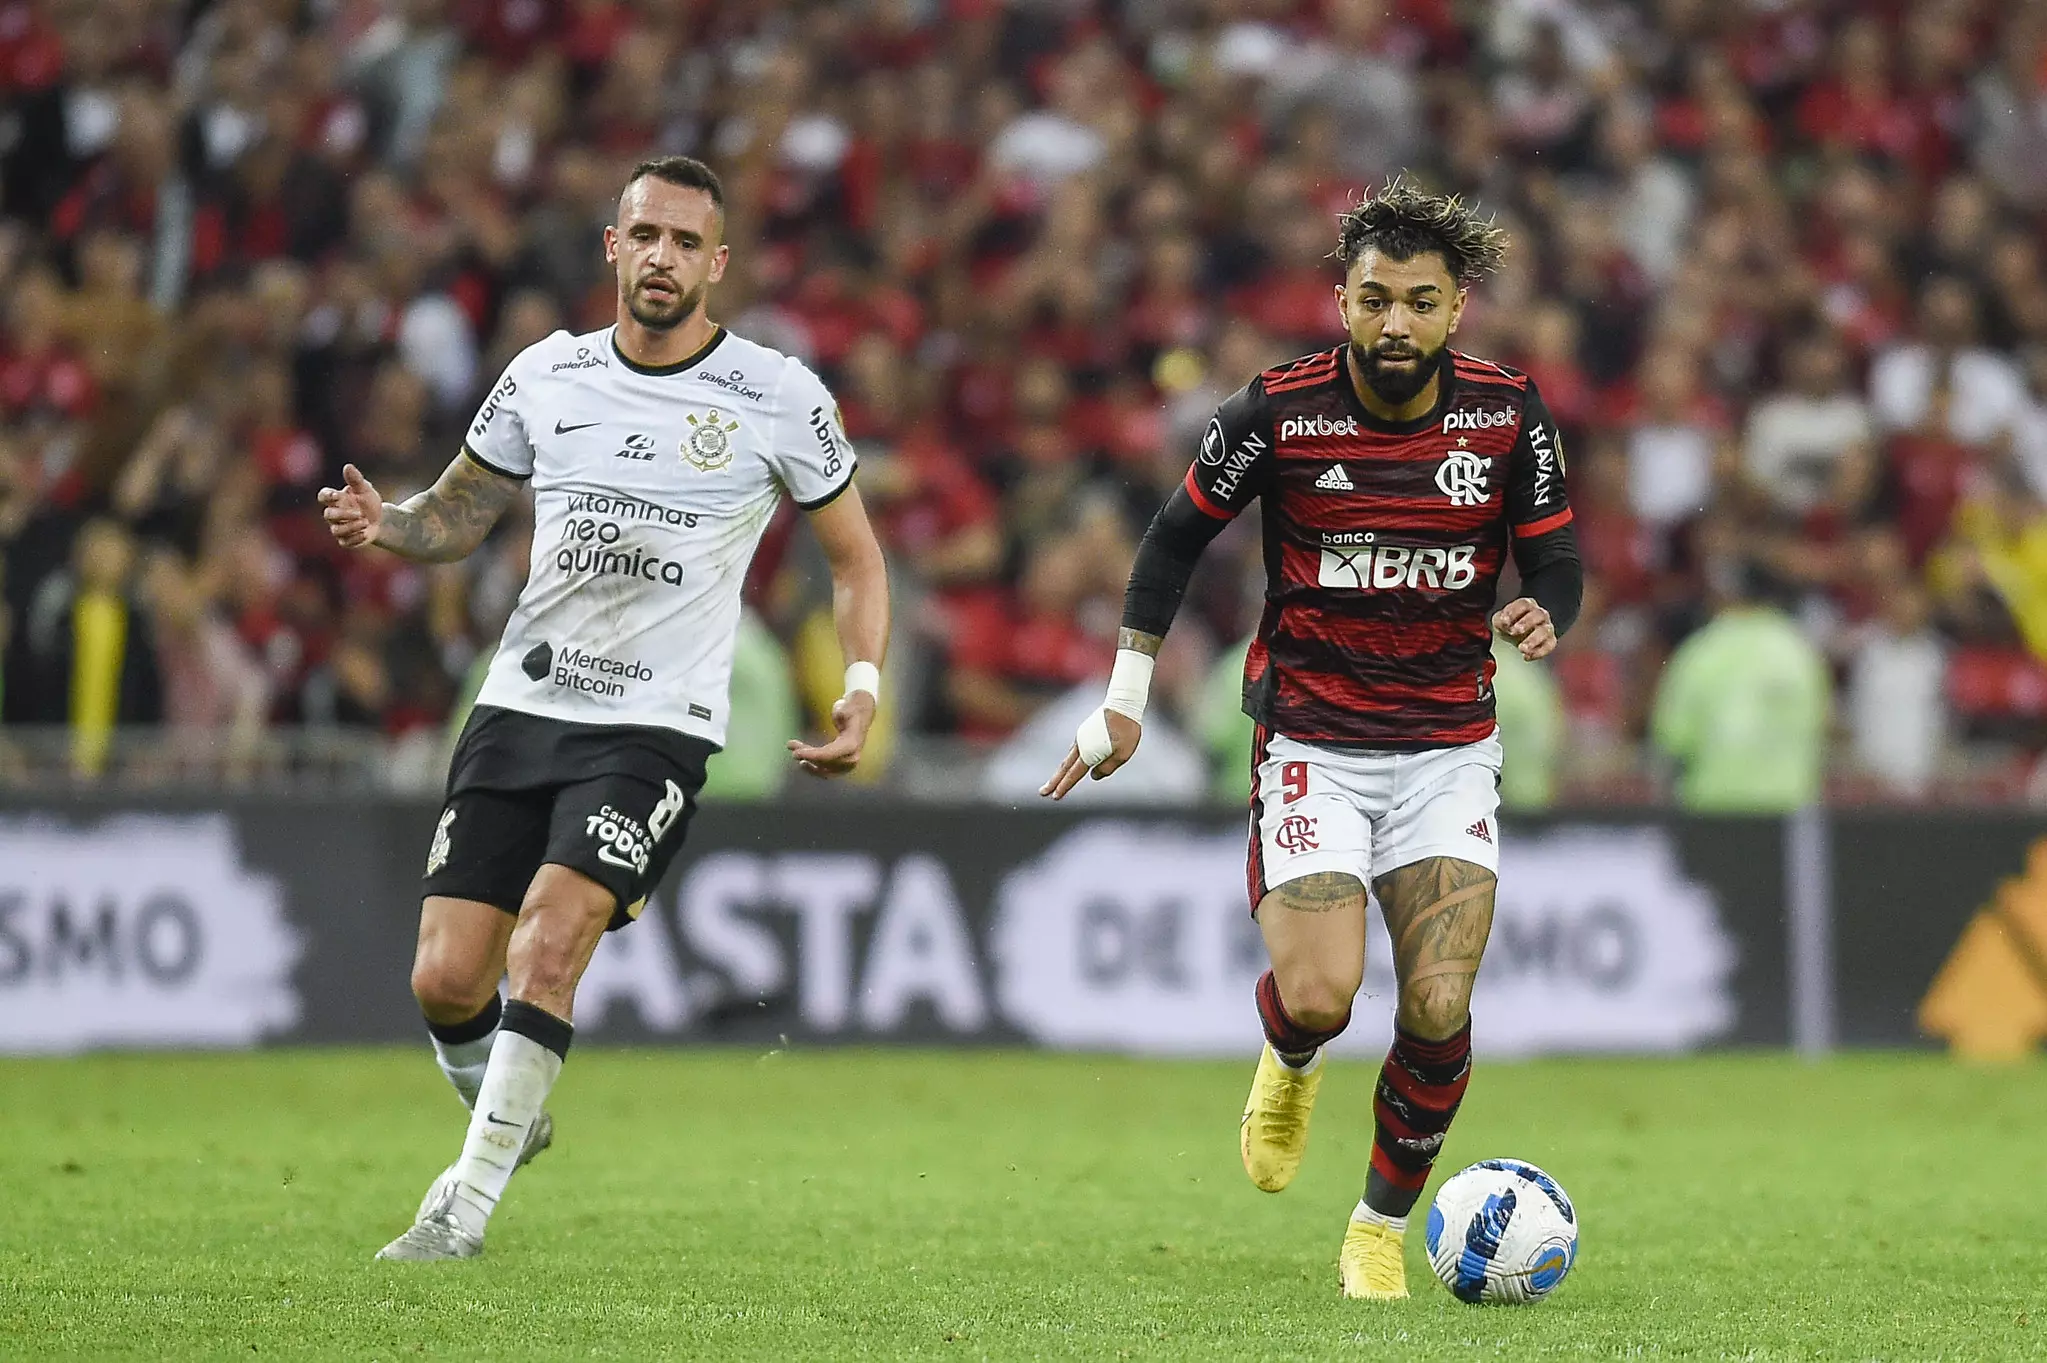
[[464, 325, 853, 746]]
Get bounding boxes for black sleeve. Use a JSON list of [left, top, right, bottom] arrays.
[[1506, 381, 1583, 636], [1121, 380, 1273, 638], [1122, 486, 1232, 638], [1520, 545, 1583, 637]]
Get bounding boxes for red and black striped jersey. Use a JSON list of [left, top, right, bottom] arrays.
[[1183, 347, 1575, 749]]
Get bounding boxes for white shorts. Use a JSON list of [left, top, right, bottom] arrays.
[[1248, 727, 1503, 909]]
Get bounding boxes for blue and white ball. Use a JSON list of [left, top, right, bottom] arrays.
[[1425, 1159, 1579, 1304]]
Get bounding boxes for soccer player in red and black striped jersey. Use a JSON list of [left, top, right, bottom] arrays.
[[1042, 180, 1581, 1300]]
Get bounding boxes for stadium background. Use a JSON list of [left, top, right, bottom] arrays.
[[6, 4, 2047, 1357], [4, 0, 2047, 808], [0, 0, 2038, 1057]]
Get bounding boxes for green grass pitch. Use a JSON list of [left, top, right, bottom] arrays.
[[2, 1049, 2044, 1360]]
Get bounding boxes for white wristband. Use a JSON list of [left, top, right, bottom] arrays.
[[842, 661, 880, 701], [1102, 649, 1154, 722], [1075, 650, 1155, 768]]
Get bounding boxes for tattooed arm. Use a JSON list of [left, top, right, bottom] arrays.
[[1118, 627, 1163, 657], [318, 455, 523, 564], [1374, 857, 1498, 1039]]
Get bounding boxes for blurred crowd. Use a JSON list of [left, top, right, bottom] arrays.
[[7, 0, 2047, 803]]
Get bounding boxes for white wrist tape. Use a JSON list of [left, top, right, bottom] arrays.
[[1102, 649, 1154, 721], [1075, 650, 1154, 767], [842, 661, 880, 701]]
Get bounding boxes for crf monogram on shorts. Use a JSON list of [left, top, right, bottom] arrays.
[[1276, 814, 1320, 854]]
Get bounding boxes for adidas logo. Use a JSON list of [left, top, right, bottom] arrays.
[[1465, 819, 1492, 844], [1315, 465, 1353, 491], [1920, 836, 2047, 1058]]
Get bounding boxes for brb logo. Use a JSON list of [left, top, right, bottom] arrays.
[[1274, 814, 1320, 854], [1436, 448, 1493, 506], [1280, 414, 1359, 441], [1319, 534, 1479, 591]]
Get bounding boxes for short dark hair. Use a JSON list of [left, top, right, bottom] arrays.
[[1334, 175, 1508, 285], [624, 156, 725, 210]]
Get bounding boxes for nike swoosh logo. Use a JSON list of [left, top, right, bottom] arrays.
[[485, 1112, 520, 1127], [554, 420, 601, 434]]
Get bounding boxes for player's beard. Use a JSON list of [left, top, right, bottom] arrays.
[[626, 276, 703, 331], [1349, 339, 1447, 407]]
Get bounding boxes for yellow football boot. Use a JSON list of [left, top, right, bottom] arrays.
[[1238, 1044, 1323, 1192], [1339, 1214, 1410, 1300]]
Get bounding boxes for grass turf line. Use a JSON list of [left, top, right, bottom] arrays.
[[1, 1049, 2043, 1361]]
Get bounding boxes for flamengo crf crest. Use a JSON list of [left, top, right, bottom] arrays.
[[683, 410, 740, 471], [1436, 448, 1492, 506]]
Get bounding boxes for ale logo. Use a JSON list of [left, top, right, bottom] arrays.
[[1919, 839, 2047, 1059]]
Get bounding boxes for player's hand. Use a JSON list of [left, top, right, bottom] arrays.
[[318, 464, 384, 550], [1493, 597, 1557, 660], [1039, 710, 1142, 800], [789, 689, 875, 778]]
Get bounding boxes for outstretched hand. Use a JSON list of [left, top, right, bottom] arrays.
[[1039, 710, 1142, 800], [317, 464, 384, 550], [790, 690, 876, 778]]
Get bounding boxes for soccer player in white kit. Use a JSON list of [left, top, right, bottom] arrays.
[[318, 157, 890, 1261]]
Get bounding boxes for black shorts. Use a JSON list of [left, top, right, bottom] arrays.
[[421, 704, 714, 931]]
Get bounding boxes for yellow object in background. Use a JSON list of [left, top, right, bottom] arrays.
[[793, 607, 892, 785], [69, 592, 126, 778], [1919, 839, 2047, 1060], [1948, 498, 2047, 663]]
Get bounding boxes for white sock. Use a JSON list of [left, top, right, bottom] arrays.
[[426, 996, 501, 1109], [448, 1012, 568, 1232], [1352, 1199, 1407, 1232], [1275, 1047, 1324, 1075], [432, 1031, 496, 1108]]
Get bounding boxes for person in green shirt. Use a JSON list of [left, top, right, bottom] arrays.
[[1652, 566, 1832, 812], [1491, 634, 1564, 810], [699, 608, 799, 802], [1199, 635, 1258, 804]]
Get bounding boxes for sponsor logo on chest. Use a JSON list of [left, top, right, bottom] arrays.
[[1318, 533, 1479, 591], [701, 368, 767, 402], [1442, 407, 1514, 434], [551, 346, 608, 373], [1279, 414, 1359, 441]]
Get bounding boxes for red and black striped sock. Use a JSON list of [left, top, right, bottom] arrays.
[[1254, 970, 1349, 1067], [1365, 1022, 1472, 1218]]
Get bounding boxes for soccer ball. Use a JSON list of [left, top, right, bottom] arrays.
[[1424, 1158, 1579, 1304]]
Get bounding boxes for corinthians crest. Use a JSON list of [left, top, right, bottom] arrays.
[[682, 409, 740, 471]]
